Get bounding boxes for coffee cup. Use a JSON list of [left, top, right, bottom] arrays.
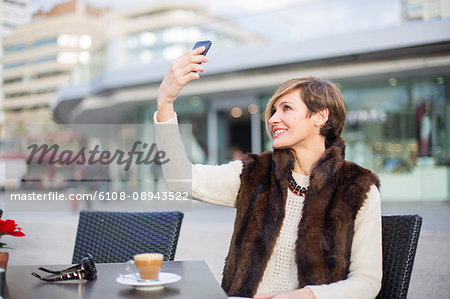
[[125, 253, 163, 281]]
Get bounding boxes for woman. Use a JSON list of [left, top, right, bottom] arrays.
[[154, 46, 382, 299]]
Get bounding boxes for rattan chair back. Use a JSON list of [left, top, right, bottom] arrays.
[[72, 211, 183, 263], [376, 215, 422, 299]]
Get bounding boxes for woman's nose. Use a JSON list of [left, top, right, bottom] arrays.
[[269, 111, 279, 125]]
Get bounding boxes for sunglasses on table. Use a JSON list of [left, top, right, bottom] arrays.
[[31, 253, 97, 282]]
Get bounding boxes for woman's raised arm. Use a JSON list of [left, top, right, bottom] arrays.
[[156, 46, 208, 122], [154, 48, 242, 208]]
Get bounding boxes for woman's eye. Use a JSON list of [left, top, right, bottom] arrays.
[[283, 105, 291, 111]]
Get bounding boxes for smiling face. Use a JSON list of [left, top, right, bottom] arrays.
[[265, 77, 346, 149], [268, 90, 320, 150]]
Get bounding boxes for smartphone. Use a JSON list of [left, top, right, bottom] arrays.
[[192, 40, 212, 56]]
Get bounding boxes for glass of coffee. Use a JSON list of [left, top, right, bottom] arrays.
[[126, 253, 164, 281]]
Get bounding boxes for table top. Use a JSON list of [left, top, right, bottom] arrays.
[[4, 260, 228, 299]]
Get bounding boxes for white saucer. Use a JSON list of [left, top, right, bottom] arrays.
[[116, 272, 181, 291]]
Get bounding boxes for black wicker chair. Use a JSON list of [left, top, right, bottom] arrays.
[[376, 215, 422, 299], [72, 211, 183, 264]]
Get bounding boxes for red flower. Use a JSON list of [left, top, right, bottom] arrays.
[[0, 219, 25, 248], [0, 219, 25, 237]]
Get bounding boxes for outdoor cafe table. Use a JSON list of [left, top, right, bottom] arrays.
[[4, 260, 229, 299]]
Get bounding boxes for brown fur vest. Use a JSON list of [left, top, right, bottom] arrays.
[[222, 138, 380, 297]]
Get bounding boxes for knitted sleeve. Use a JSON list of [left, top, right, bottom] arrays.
[[154, 111, 242, 208], [306, 185, 382, 299]]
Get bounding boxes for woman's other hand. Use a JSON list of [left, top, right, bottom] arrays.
[[253, 287, 316, 299], [156, 46, 208, 122]]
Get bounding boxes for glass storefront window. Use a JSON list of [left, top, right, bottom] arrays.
[[342, 84, 410, 172], [340, 76, 448, 201], [341, 77, 447, 173]]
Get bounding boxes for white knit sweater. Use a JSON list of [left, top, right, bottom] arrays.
[[154, 112, 382, 299]]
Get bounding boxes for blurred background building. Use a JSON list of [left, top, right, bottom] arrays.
[[76, 2, 263, 83], [0, 0, 32, 126], [2, 0, 450, 202], [1, 0, 106, 125], [402, 0, 450, 20]]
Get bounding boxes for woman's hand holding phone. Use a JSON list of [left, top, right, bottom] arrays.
[[157, 46, 209, 122]]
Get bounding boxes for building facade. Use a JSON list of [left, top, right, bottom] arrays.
[[0, 0, 31, 37], [0, 0, 32, 125], [402, 0, 450, 20], [73, 2, 264, 84], [1, 0, 106, 125]]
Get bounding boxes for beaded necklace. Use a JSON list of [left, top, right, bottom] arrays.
[[288, 176, 308, 197]]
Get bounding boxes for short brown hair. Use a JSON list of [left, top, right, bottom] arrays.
[[265, 77, 346, 148]]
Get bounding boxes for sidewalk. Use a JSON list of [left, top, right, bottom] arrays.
[[2, 196, 449, 299]]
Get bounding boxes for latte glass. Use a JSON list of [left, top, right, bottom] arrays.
[[125, 253, 163, 280]]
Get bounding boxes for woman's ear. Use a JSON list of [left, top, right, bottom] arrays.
[[314, 109, 329, 127]]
